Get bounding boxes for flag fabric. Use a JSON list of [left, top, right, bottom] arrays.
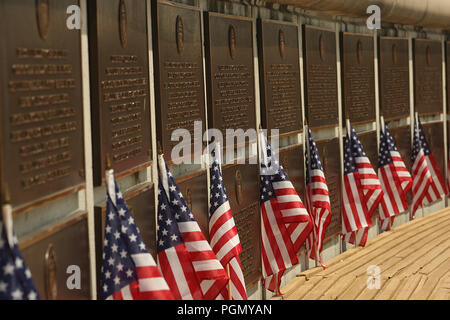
[[209, 146, 247, 300], [0, 202, 39, 300], [304, 126, 331, 265], [411, 114, 447, 218], [378, 118, 413, 231], [157, 155, 228, 300], [259, 130, 313, 295], [342, 120, 383, 247], [100, 169, 174, 300]]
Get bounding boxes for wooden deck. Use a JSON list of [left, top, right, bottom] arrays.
[[275, 208, 450, 300]]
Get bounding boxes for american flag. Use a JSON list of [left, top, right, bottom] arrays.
[[259, 131, 312, 295], [209, 146, 247, 300], [304, 126, 331, 265], [0, 202, 39, 300], [100, 169, 174, 300], [378, 118, 413, 232], [342, 120, 383, 246], [411, 114, 447, 218], [157, 155, 228, 300]]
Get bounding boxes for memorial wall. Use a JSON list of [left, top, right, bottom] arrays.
[[0, 0, 449, 300]]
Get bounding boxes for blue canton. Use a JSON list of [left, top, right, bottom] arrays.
[[344, 122, 368, 175], [100, 176, 149, 299], [260, 133, 289, 204], [412, 116, 432, 164]]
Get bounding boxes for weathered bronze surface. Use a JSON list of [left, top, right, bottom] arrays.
[[152, 1, 206, 162], [258, 20, 302, 135], [88, 0, 152, 186], [303, 25, 338, 128], [176, 171, 209, 240], [278, 145, 305, 200], [315, 138, 341, 240], [0, 0, 85, 207], [20, 214, 90, 300], [423, 122, 445, 178], [379, 37, 410, 120], [414, 39, 443, 115], [342, 33, 375, 124], [94, 184, 156, 297], [222, 163, 260, 287], [389, 125, 412, 204], [205, 13, 256, 132]]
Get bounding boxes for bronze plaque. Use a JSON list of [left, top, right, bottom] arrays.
[[258, 20, 302, 135], [205, 13, 256, 132], [0, 0, 85, 207], [389, 125, 412, 171], [88, 0, 152, 185], [152, 1, 206, 161], [303, 25, 338, 128], [422, 122, 445, 178], [176, 171, 209, 239], [379, 37, 410, 120], [222, 164, 260, 287], [357, 131, 378, 167], [342, 33, 375, 124], [414, 39, 443, 115], [278, 145, 305, 200], [94, 184, 156, 297], [20, 214, 91, 300], [315, 138, 341, 240]]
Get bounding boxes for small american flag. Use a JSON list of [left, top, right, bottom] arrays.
[[259, 130, 312, 295], [100, 169, 174, 300], [209, 146, 247, 300], [411, 114, 447, 218], [0, 202, 39, 300], [157, 155, 228, 300], [305, 126, 331, 265], [342, 120, 383, 246], [378, 117, 412, 232]]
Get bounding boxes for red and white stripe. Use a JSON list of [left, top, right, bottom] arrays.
[[261, 179, 312, 294], [378, 150, 412, 231], [305, 168, 331, 264], [157, 156, 228, 300], [209, 200, 247, 300]]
